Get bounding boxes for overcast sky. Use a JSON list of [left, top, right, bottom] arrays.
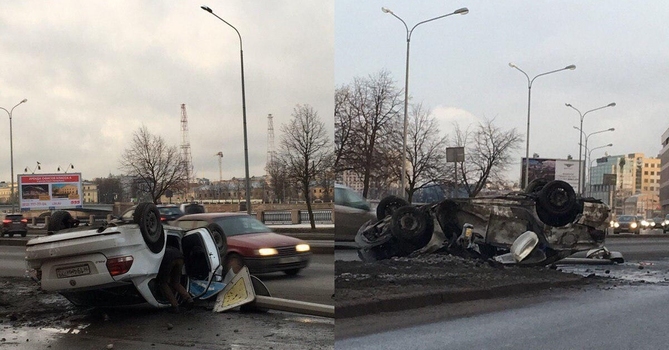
[[0, 1, 334, 183], [336, 0, 669, 183]]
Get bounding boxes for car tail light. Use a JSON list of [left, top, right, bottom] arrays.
[[21, 219, 28, 223], [106, 256, 134, 276], [160, 217, 167, 222], [2, 219, 11, 224]]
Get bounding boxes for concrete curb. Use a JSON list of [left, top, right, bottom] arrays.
[[335, 277, 584, 319]]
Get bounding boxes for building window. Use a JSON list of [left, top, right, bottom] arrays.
[[651, 171, 655, 175], [645, 171, 648, 175]]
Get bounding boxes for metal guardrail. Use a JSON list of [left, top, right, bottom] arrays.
[[300, 210, 331, 224], [263, 211, 293, 224]]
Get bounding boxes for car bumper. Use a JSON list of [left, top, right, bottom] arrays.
[[245, 252, 312, 274]]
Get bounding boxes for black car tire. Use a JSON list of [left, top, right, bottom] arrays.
[[525, 178, 550, 194], [48, 210, 76, 232], [390, 206, 433, 250], [206, 223, 228, 257], [536, 180, 579, 227], [376, 195, 410, 221], [284, 268, 301, 276], [133, 203, 164, 253]]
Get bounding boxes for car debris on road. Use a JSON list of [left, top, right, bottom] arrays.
[[355, 180, 624, 266]]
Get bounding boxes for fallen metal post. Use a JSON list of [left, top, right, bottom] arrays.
[[254, 295, 334, 318]]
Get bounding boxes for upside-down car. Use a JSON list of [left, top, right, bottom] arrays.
[[356, 180, 622, 265], [25, 203, 227, 308]]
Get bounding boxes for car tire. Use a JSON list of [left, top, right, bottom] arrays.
[[132, 203, 164, 253], [225, 253, 245, 274], [390, 206, 433, 252], [240, 275, 271, 313], [376, 195, 409, 221], [206, 223, 228, 258], [48, 210, 76, 232], [525, 178, 550, 194], [284, 268, 301, 276], [536, 180, 579, 227]]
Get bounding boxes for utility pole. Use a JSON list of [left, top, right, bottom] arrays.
[[215, 151, 223, 199]]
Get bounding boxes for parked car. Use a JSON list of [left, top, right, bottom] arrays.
[[1, 213, 28, 237], [174, 213, 311, 276], [25, 203, 225, 308], [356, 180, 618, 265], [334, 183, 376, 242], [156, 204, 184, 223], [180, 202, 205, 214], [611, 215, 641, 234]]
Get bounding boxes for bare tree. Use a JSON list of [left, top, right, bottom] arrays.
[[266, 156, 289, 203], [335, 70, 403, 198], [119, 126, 188, 204], [450, 118, 522, 197], [390, 103, 448, 203], [279, 105, 331, 229]]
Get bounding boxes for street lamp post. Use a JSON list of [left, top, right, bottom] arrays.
[[1, 98, 28, 213], [509, 64, 575, 189], [566, 102, 616, 194], [587, 143, 613, 196], [201, 5, 252, 215], [382, 6, 469, 200], [574, 126, 616, 193], [573, 126, 614, 194]]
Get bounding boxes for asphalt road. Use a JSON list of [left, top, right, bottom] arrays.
[[336, 283, 669, 349]]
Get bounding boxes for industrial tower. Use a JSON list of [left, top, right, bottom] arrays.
[[181, 104, 194, 196]]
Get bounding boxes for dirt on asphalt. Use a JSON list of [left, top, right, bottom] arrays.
[[334, 251, 626, 318]]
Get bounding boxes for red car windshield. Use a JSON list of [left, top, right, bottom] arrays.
[[213, 216, 271, 236]]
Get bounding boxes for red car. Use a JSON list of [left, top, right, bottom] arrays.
[[173, 213, 311, 275]]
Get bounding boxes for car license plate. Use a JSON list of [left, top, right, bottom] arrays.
[[56, 264, 91, 278], [278, 257, 300, 264]]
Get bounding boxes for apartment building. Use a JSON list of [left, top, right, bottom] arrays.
[[589, 153, 660, 216], [660, 127, 669, 214]]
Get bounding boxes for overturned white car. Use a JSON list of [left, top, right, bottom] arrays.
[[356, 180, 623, 265], [25, 203, 226, 308]]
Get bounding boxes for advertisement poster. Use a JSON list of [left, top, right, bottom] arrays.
[[19, 173, 83, 210], [520, 158, 583, 190]]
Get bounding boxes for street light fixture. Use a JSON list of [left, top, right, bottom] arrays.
[[57, 163, 75, 173], [24, 161, 41, 174], [509, 63, 575, 189], [382, 6, 469, 200], [587, 143, 613, 196], [201, 5, 252, 215], [573, 126, 615, 195], [0, 98, 28, 213], [566, 102, 616, 194]]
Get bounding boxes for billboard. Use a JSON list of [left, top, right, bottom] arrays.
[[19, 173, 83, 210], [520, 158, 582, 190]]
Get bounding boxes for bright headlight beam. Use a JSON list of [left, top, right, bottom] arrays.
[[257, 248, 278, 256], [296, 244, 311, 252]]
